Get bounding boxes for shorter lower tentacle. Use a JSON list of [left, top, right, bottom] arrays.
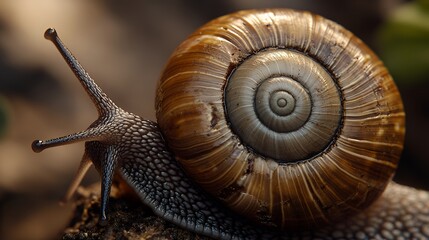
[[60, 153, 93, 204]]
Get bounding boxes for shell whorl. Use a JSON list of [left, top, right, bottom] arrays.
[[225, 48, 342, 162], [156, 9, 405, 229]]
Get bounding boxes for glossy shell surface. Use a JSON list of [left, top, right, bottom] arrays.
[[155, 9, 405, 229]]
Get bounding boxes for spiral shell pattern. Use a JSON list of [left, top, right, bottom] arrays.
[[225, 49, 341, 162], [156, 9, 405, 229]]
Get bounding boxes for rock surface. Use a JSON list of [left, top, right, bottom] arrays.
[[62, 182, 210, 240]]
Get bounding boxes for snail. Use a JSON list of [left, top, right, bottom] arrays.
[[32, 9, 429, 240]]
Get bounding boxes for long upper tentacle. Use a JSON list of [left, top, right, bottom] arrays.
[[44, 28, 118, 116]]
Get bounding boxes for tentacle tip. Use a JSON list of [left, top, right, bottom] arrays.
[[44, 28, 57, 41], [98, 215, 108, 226], [31, 140, 44, 153]]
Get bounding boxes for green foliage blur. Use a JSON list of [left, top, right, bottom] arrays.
[[378, 0, 429, 85]]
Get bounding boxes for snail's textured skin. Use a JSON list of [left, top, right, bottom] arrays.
[[324, 183, 429, 240], [31, 9, 428, 240], [117, 118, 257, 239]]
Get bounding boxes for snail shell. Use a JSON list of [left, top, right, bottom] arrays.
[[156, 9, 405, 229]]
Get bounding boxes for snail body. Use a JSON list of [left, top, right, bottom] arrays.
[[32, 9, 429, 240]]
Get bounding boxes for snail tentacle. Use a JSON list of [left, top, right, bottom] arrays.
[[99, 144, 119, 224], [60, 153, 92, 204], [44, 28, 117, 115]]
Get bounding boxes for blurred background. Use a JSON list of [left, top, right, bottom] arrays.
[[0, 0, 428, 239]]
